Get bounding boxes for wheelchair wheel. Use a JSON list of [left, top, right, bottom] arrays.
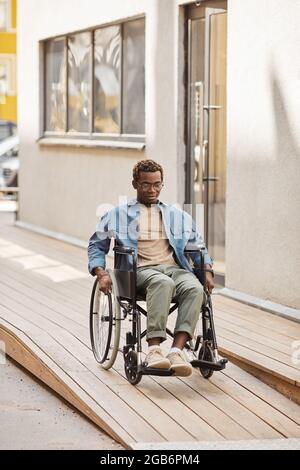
[[90, 270, 121, 370], [198, 343, 214, 379], [124, 350, 142, 385]]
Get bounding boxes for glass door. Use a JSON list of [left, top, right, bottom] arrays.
[[186, 1, 227, 280]]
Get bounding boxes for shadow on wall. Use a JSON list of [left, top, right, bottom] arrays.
[[226, 63, 300, 308], [271, 65, 300, 161]]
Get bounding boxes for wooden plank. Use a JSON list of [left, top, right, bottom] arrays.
[[216, 323, 296, 369], [214, 296, 300, 340], [226, 356, 300, 406], [1, 225, 111, 292], [214, 309, 294, 349], [223, 363, 300, 426], [92, 321, 226, 441], [0, 261, 87, 316], [0, 260, 89, 318], [111, 325, 261, 440], [1, 241, 89, 298], [0, 226, 99, 294], [215, 315, 292, 356], [219, 337, 300, 385], [0, 255, 90, 310], [72, 319, 235, 442], [115, 325, 284, 440], [0, 279, 89, 343], [0, 260, 88, 315], [114, 354, 224, 441], [0, 226, 87, 269], [149, 376, 255, 440], [209, 369, 300, 437], [178, 371, 282, 439], [166, 295, 300, 389], [58, 333, 197, 443], [0, 243, 89, 297]]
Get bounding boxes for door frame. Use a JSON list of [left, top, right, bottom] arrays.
[[185, 0, 227, 283]]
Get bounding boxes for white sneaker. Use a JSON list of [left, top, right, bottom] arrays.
[[145, 348, 171, 369], [166, 350, 193, 376]]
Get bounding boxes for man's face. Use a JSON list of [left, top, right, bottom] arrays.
[[133, 171, 163, 205]]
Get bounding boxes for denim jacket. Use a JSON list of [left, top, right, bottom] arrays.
[[88, 199, 212, 275]]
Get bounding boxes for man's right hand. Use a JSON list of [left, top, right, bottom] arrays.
[[95, 267, 112, 295]]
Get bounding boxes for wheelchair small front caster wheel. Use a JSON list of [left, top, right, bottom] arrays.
[[124, 350, 142, 385], [198, 344, 214, 379]]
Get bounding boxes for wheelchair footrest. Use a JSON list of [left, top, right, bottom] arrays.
[[190, 358, 228, 371], [141, 365, 174, 376]]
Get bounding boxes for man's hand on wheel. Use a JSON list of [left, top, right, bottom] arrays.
[[205, 272, 214, 293], [95, 268, 112, 295]]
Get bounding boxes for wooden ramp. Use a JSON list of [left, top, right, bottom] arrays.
[[213, 296, 300, 404], [0, 220, 300, 448]]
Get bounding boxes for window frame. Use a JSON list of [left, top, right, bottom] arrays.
[[42, 16, 146, 145]]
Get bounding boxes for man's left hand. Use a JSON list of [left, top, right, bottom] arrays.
[[205, 272, 214, 293]]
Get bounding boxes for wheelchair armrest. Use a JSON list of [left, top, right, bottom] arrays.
[[113, 246, 135, 255], [113, 245, 136, 298], [113, 245, 137, 276], [184, 244, 205, 285], [184, 243, 205, 253]]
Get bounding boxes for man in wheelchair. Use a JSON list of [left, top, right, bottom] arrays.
[[88, 159, 215, 378]]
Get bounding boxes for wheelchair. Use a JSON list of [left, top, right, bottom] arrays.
[[90, 243, 227, 385]]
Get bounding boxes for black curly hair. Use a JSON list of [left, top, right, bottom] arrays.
[[132, 159, 164, 182]]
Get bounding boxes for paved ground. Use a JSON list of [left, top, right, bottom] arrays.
[[0, 356, 124, 450]]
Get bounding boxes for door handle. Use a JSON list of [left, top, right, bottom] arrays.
[[203, 176, 220, 182], [194, 82, 204, 146], [202, 139, 208, 173], [203, 105, 222, 110]]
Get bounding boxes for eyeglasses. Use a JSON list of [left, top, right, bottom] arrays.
[[137, 182, 164, 191]]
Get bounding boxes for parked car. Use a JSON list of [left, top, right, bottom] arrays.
[[0, 156, 19, 187], [0, 133, 19, 188], [0, 120, 17, 142]]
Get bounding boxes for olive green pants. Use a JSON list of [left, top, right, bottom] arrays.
[[136, 264, 203, 342]]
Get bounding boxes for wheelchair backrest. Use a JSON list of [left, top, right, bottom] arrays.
[[114, 269, 136, 299]]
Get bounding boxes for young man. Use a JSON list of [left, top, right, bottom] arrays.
[[88, 159, 214, 377]]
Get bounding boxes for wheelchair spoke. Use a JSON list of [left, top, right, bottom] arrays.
[[90, 274, 121, 369]]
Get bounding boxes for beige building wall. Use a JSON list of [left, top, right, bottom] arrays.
[[17, 0, 181, 240], [226, 0, 300, 308]]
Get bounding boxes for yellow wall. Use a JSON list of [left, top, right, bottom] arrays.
[[11, 0, 17, 29], [0, 95, 16, 121], [0, 0, 17, 122], [0, 33, 16, 54]]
